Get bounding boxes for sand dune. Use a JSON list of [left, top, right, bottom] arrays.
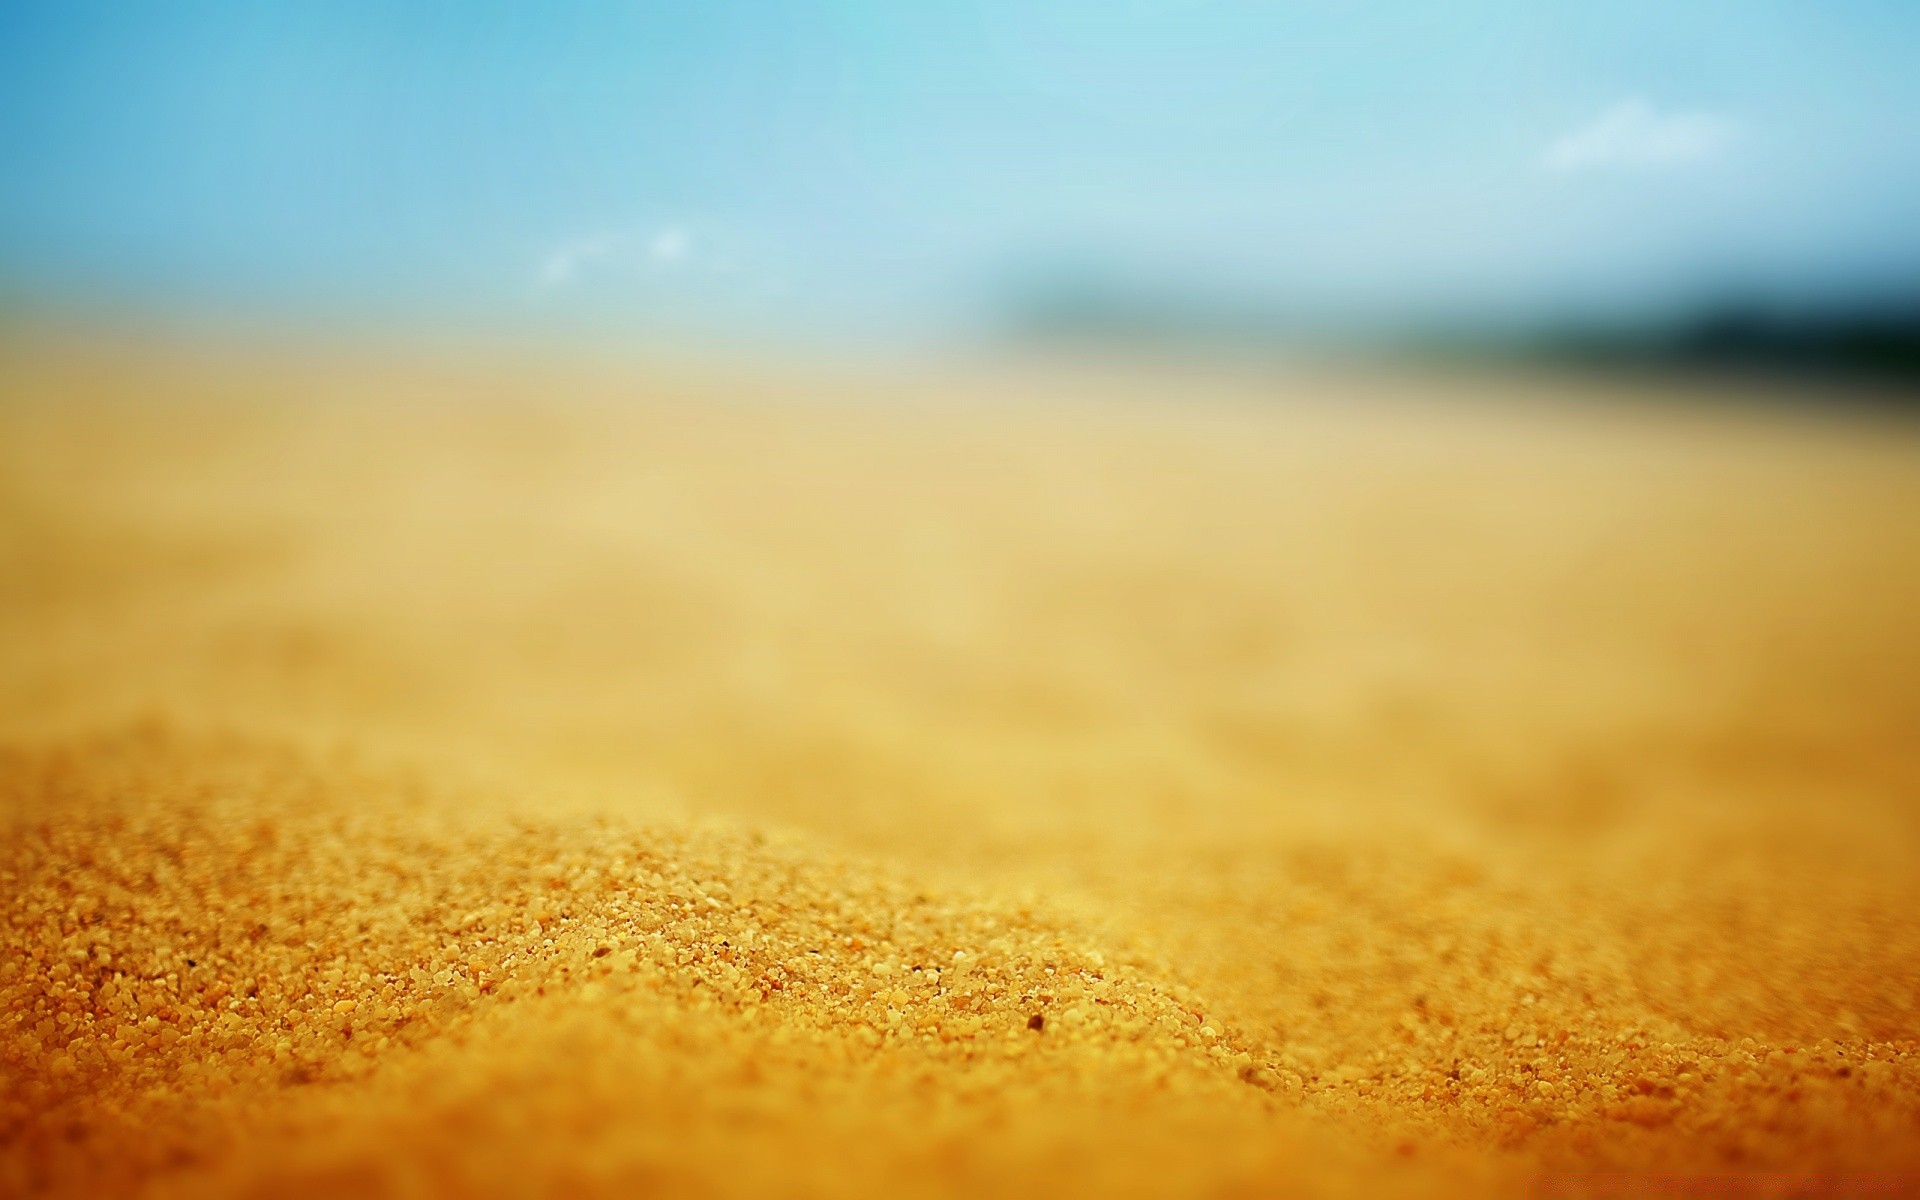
[[4, 339, 1919, 1196]]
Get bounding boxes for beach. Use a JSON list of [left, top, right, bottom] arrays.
[[4, 337, 1919, 1196]]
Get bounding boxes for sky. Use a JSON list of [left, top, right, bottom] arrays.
[[2, 1, 1918, 344]]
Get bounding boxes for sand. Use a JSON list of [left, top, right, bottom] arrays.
[[3, 337, 1919, 1197]]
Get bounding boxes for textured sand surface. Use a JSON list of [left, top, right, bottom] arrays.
[[4, 339, 1920, 1196]]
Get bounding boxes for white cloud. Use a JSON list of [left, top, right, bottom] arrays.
[[649, 226, 691, 264], [1543, 98, 1737, 173], [531, 220, 791, 313], [535, 223, 707, 293], [537, 234, 618, 289]]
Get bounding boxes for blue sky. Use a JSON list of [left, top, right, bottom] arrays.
[[2, 1, 1917, 341]]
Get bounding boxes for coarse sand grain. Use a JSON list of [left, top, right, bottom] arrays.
[[3, 340, 1920, 1196]]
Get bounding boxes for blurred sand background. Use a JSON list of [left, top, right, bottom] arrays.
[[4, 335, 1920, 1196]]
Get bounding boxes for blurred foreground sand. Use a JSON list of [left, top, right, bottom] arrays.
[[4, 336, 1920, 1196]]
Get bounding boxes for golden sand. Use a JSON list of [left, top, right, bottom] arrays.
[[3, 339, 1919, 1196]]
